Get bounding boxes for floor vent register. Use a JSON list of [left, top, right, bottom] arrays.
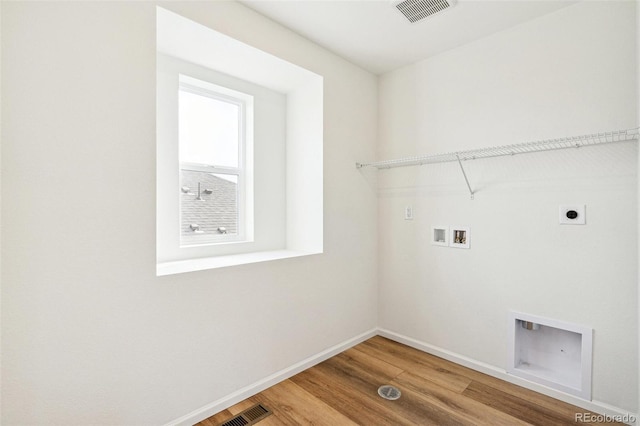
[[218, 403, 272, 426]]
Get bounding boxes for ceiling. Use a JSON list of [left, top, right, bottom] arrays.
[[241, 0, 578, 74]]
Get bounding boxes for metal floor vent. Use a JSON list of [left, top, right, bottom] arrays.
[[218, 403, 272, 426], [378, 385, 402, 400], [394, 0, 456, 23]]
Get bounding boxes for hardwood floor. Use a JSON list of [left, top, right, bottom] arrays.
[[197, 336, 619, 426]]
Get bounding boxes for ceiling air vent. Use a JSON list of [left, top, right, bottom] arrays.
[[393, 0, 456, 23]]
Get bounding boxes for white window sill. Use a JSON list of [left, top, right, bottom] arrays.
[[156, 249, 319, 276]]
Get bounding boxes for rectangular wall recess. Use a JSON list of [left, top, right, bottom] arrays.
[[507, 311, 592, 400], [431, 225, 449, 246]]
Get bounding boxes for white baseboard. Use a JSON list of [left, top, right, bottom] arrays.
[[378, 328, 639, 426], [164, 328, 378, 426], [166, 327, 637, 426]]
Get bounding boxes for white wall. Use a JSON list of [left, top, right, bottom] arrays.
[[378, 1, 638, 413], [637, 0, 640, 413], [0, 2, 378, 424], [0, 1, 3, 422], [636, 0, 640, 413]]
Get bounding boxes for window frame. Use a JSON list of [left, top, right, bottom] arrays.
[[178, 76, 251, 246], [157, 7, 323, 275]]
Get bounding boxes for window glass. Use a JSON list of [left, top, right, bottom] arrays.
[[179, 89, 239, 168], [180, 170, 238, 245]]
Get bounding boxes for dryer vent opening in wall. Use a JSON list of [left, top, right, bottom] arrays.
[[393, 0, 456, 23]]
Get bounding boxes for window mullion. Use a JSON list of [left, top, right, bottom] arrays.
[[180, 163, 240, 176]]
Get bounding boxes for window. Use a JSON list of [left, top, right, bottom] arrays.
[[157, 7, 323, 275], [178, 75, 253, 246]]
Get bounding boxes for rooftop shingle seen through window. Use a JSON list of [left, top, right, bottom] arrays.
[[180, 170, 238, 242]]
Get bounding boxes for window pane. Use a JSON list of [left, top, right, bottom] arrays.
[[180, 170, 238, 245], [179, 89, 239, 168]]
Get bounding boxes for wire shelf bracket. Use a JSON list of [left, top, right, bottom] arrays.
[[455, 154, 475, 200], [356, 128, 639, 200]]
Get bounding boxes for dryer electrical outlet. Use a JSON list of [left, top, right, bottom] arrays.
[[559, 205, 586, 225]]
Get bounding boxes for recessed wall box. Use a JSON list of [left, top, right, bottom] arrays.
[[559, 205, 586, 225], [449, 226, 470, 249], [431, 225, 449, 246], [508, 311, 592, 400]]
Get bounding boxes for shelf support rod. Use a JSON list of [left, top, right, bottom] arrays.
[[455, 154, 474, 200]]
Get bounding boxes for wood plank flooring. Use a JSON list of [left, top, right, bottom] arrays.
[[197, 336, 619, 426]]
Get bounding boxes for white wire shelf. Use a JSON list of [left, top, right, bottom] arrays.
[[356, 128, 639, 170]]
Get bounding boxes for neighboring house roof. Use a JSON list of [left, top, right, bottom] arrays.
[[180, 170, 237, 243]]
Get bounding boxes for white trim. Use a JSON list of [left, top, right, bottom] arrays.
[[378, 328, 638, 426], [163, 328, 378, 426], [180, 163, 240, 176], [177, 74, 251, 246], [157, 249, 319, 276]]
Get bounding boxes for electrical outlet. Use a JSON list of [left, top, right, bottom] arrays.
[[405, 205, 413, 220], [559, 205, 586, 225]]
